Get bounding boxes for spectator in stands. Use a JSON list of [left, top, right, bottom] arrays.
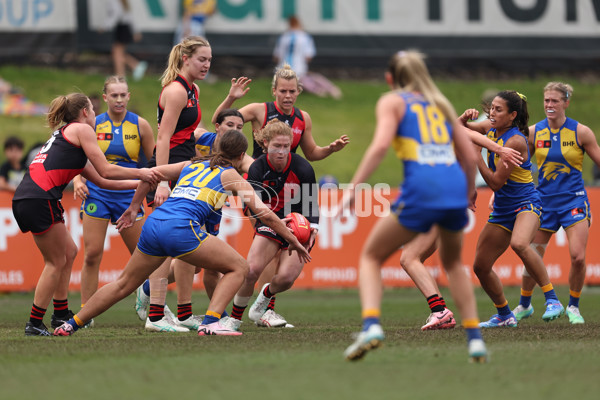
[[174, 0, 217, 44], [0, 136, 26, 191], [273, 16, 342, 99], [105, 0, 147, 81]]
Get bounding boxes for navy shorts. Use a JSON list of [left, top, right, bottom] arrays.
[[540, 199, 590, 232], [392, 203, 468, 233], [81, 190, 144, 223], [137, 218, 208, 258], [488, 202, 542, 232]]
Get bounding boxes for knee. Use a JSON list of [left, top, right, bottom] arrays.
[[399, 252, 412, 270], [571, 252, 586, 269], [510, 240, 528, 255], [472, 261, 487, 278], [83, 247, 102, 267], [236, 259, 249, 278]]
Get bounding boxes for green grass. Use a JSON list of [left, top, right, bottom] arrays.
[[2, 66, 600, 184], [1, 286, 599, 400]]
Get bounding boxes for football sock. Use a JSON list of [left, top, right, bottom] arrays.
[[267, 296, 277, 311], [142, 279, 150, 296], [231, 294, 251, 320], [494, 300, 512, 316], [231, 304, 247, 320], [427, 294, 445, 313], [568, 290, 581, 308], [541, 283, 559, 302], [29, 303, 46, 326], [463, 318, 482, 341], [202, 310, 221, 325], [53, 298, 69, 318], [148, 304, 165, 322], [66, 315, 84, 332], [263, 284, 274, 298], [519, 289, 533, 308], [177, 303, 193, 321], [361, 308, 381, 331], [221, 310, 229, 318]]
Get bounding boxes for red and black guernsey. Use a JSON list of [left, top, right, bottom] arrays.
[[247, 152, 319, 224], [252, 101, 305, 159], [13, 123, 87, 200], [150, 75, 201, 165]]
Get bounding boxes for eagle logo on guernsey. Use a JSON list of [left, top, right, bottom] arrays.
[[541, 162, 570, 181]]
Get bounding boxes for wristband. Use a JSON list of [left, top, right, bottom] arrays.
[[159, 181, 170, 189]]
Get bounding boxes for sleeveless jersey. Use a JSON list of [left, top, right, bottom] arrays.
[[533, 117, 586, 210], [487, 126, 540, 212], [149, 160, 231, 224], [14, 123, 88, 200], [195, 131, 217, 157], [155, 75, 201, 163], [247, 152, 319, 224], [392, 92, 467, 210], [87, 111, 142, 197], [252, 101, 305, 158]]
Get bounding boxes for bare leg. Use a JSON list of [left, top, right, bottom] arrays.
[[77, 251, 165, 323], [472, 223, 511, 306], [180, 236, 247, 315], [400, 227, 440, 298], [437, 228, 477, 321], [111, 43, 126, 76], [80, 216, 110, 305], [32, 223, 78, 311]]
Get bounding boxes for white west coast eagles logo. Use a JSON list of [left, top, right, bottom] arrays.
[[552, 135, 558, 141], [115, 128, 120, 135]]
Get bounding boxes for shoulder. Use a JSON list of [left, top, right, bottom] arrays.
[[377, 91, 405, 110], [291, 153, 313, 170]]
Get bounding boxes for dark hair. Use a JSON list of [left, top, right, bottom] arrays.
[[216, 108, 244, 125], [4, 136, 24, 150], [46, 93, 90, 130], [488, 90, 529, 136], [192, 129, 248, 168]]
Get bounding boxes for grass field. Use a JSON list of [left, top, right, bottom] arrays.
[[1, 286, 599, 400], [2, 66, 600, 184]]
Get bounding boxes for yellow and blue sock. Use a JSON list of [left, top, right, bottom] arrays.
[[202, 310, 221, 325], [495, 300, 511, 316], [568, 290, 581, 308], [519, 289, 533, 308], [541, 283, 559, 302], [361, 309, 381, 331], [463, 318, 482, 341], [142, 280, 150, 296], [67, 314, 86, 332]]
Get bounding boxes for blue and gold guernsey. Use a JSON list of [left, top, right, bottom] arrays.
[[195, 131, 217, 157], [151, 161, 230, 224], [88, 111, 143, 198], [533, 117, 586, 210], [487, 126, 540, 214], [137, 161, 231, 257], [392, 92, 467, 211]]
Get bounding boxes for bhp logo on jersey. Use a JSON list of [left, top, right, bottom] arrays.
[[537, 140, 551, 148]]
